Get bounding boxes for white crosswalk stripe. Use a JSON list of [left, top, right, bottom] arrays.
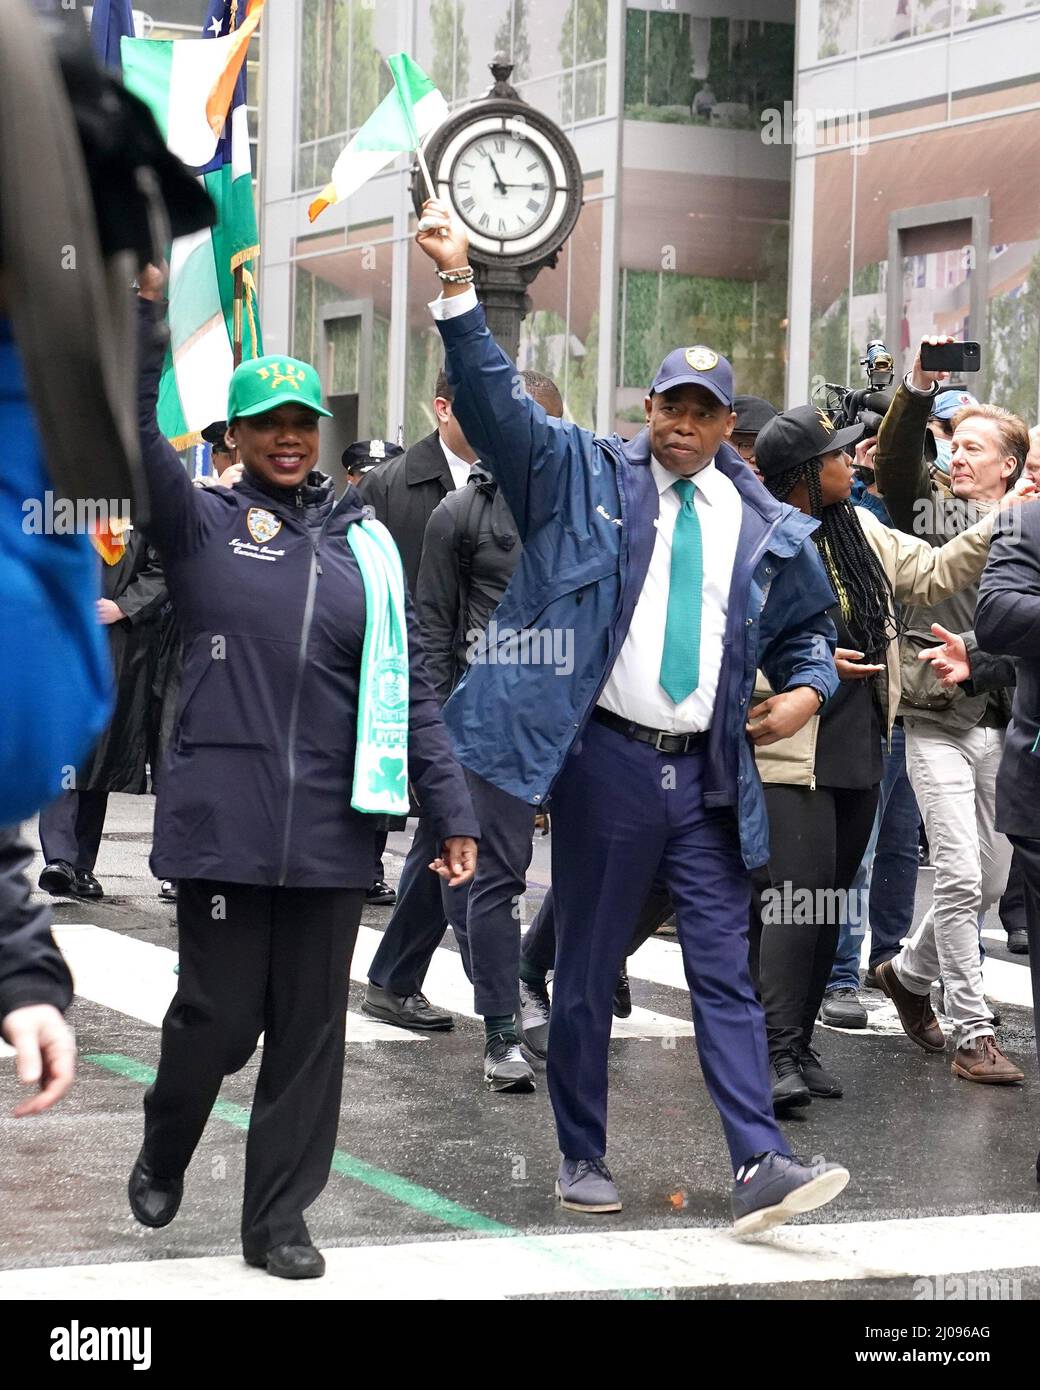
[[50, 924, 425, 1045], [351, 926, 693, 1039], [1, 1210, 1037, 1299]]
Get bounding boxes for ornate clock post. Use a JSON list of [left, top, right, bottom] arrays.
[[412, 59, 583, 366]]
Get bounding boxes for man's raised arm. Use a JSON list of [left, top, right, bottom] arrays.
[[415, 198, 586, 541], [873, 337, 950, 536]]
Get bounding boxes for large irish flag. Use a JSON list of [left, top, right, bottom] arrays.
[[121, 1, 265, 448]]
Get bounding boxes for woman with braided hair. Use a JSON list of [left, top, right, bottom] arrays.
[[746, 404, 1017, 1112]]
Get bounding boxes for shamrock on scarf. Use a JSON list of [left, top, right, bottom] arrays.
[[369, 757, 406, 800]]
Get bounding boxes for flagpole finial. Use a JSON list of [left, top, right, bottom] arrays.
[[487, 58, 522, 102]]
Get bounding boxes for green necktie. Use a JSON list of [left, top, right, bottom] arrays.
[[659, 477, 703, 704]]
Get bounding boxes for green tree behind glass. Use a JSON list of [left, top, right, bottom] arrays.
[[495, 0, 531, 83]]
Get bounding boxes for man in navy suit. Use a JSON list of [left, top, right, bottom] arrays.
[[968, 509, 1040, 1175], [415, 199, 849, 1234]]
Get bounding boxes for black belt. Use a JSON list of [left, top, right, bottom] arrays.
[[592, 706, 708, 754]]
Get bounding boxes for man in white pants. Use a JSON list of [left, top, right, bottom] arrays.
[[872, 340, 1029, 1084]]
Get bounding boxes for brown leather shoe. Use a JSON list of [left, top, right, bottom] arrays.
[[951, 1036, 1024, 1085], [876, 960, 945, 1052]]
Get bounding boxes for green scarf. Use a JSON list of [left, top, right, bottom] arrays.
[[346, 518, 410, 815]]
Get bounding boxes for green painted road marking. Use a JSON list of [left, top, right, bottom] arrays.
[[84, 1050, 660, 1297], [85, 1052, 509, 1235]]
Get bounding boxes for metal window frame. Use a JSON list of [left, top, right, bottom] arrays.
[[320, 297, 375, 441], [886, 197, 990, 378]]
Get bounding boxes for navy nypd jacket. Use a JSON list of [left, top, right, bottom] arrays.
[[434, 299, 839, 870], [136, 300, 477, 888]]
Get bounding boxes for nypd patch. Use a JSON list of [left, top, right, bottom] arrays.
[[246, 507, 283, 544]]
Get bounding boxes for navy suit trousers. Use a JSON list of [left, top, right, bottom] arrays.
[[546, 717, 788, 1170]]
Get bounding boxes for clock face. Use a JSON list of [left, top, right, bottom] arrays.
[[449, 132, 554, 242], [422, 106, 581, 263]]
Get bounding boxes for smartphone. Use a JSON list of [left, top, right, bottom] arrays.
[[920, 340, 982, 373]]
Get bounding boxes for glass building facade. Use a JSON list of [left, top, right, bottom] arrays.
[[258, 0, 795, 471], [790, 0, 1040, 419]]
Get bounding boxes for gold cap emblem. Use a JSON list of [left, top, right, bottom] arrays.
[[815, 407, 836, 434], [685, 346, 719, 372]]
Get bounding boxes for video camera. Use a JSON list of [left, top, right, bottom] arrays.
[[815, 339, 896, 481]]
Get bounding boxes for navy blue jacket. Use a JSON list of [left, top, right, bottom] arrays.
[[975, 506, 1040, 839], [434, 300, 839, 870], [136, 300, 477, 888]]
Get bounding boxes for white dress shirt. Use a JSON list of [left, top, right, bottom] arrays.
[[439, 435, 474, 490], [598, 456, 742, 733]]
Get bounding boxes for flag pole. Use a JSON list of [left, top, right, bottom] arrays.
[[416, 145, 437, 202], [233, 265, 244, 367]]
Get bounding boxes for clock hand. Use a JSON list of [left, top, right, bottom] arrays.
[[486, 154, 509, 196]]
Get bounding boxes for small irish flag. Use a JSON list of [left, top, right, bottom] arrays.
[[308, 54, 449, 223]]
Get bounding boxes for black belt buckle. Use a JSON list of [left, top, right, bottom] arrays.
[[652, 729, 679, 753]]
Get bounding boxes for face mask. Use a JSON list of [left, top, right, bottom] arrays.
[[933, 437, 952, 475]]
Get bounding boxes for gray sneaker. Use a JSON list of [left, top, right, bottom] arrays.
[[731, 1151, 849, 1237], [555, 1157, 622, 1213], [483, 1033, 535, 1092], [518, 978, 551, 1059]]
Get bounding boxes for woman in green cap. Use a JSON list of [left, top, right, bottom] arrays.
[[127, 266, 478, 1280]]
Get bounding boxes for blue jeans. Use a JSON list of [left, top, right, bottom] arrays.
[[827, 724, 921, 992]]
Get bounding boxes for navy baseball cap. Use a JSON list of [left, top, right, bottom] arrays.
[[342, 438, 404, 474], [754, 404, 864, 480], [651, 345, 734, 408]]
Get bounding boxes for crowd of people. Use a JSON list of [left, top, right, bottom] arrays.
[[2, 11, 1039, 1286]]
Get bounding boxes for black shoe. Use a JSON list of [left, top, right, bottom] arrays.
[[819, 987, 868, 1029], [793, 1042, 843, 1098], [483, 1032, 535, 1092], [518, 978, 550, 1059], [245, 1243, 325, 1280], [158, 879, 178, 901], [128, 1155, 183, 1228], [366, 878, 397, 907], [1007, 929, 1029, 956], [38, 860, 77, 896], [361, 983, 453, 1031], [770, 1050, 811, 1110], [612, 965, 632, 1019], [74, 870, 104, 899]]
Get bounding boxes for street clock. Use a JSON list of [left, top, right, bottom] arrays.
[[412, 62, 584, 360]]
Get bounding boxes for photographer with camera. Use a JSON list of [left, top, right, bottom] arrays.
[[871, 336, 1035, 1084]]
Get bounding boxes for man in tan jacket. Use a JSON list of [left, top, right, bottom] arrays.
[[873, 337, 1029, 1084]]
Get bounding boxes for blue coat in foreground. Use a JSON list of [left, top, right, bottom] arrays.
[[0, 319, 111, 825], [435, 301, 839, 870]]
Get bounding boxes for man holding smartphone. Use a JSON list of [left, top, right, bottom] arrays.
[[873, 336, 1029, 1085]]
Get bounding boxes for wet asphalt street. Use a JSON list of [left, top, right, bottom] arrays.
[[0, 794, 1037, 1301]]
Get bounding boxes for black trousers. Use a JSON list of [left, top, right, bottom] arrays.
[[1006, 837, 1040, 1075], [749, 783, 879, 1058], [38, 789, 109, 872], [367, 817, 454, 996], [142, 879, 364, 1257], [998, 848, 1028, 940]]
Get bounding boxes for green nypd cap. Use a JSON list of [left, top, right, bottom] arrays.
[[227, 354, 333, 422]]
